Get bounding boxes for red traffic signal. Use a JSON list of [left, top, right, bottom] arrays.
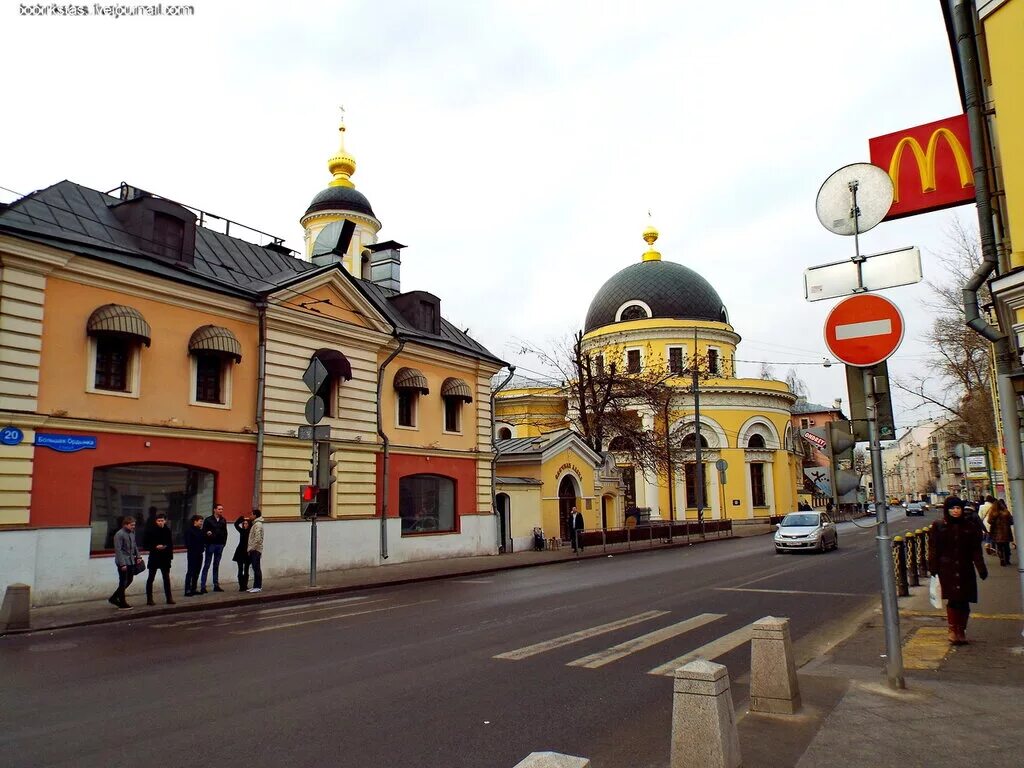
[[301, 485, 319, 502]]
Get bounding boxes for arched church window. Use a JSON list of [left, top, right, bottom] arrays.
[[497, 427, 512, 440], [609, 436, 633, 451], [620, 305, 649, 322], [747, 434, 766, 449], [681, 434, 709, 449]]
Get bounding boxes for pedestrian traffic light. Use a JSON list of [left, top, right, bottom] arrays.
[[315, 440, 339, 490], [300, 484, 319, 518], [828, 421, 861, 503]]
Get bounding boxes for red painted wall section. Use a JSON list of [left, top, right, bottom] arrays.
[[30, 429, 255, 528], [375, 453, 477, 523]]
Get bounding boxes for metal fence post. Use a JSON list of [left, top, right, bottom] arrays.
[[893, 536, 909, 597], [627, 525, 631, 550], [906, 532, 920, 587], [602, 527, 607, 554]]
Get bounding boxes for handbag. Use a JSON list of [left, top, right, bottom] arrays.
[[131, 557, 146, 575], [929, 574, 942, 610]]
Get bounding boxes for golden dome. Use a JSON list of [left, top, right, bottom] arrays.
[[642, 223, 662, 262], [327, 119, 357, 189]]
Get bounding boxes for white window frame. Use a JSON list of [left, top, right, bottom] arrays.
[[395, 390, 419, 430], [614, 300, 652, 322], [188, 354, 234, 410], [624, 347, 643, 373], [800, 418, 810, 430], [667, 345, 685, 375], [85, 336, 142, 399], [707, 346, 721, 375], [442, 398, 463, 435]]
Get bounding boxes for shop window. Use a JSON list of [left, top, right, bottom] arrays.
[[94, 336, 132, 392], [750, 462, 767, 507], [397, 390, 418, 427], [626, 349, 641, 373], [399, 474, 456, 534], [90, 463, 215, 553], [444, 398, 462, 433]]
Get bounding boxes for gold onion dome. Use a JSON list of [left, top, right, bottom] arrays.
[[642, 223, 662, 262], [327, 120, 357, 189]]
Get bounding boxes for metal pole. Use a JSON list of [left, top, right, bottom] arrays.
[[693, 329, 705, 536], [865, 369, 905, 689]]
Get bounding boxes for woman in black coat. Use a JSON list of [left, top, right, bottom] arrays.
[[929, 496, 987, 644], [144, 513, 175, 605], [233, 515, 252, 592]]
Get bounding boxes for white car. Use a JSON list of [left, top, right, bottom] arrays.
[[774, 511, 839, 554]]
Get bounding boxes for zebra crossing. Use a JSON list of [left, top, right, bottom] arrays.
[[495, 611, 761, 677]]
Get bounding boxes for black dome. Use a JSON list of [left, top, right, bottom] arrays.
[[585, 260, 728, 332], [304, 186, 375, 218]]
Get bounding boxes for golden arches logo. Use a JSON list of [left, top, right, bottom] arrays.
[[887, 128, 972, 203]]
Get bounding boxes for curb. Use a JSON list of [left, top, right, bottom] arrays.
[[4, 531, 737, 636]]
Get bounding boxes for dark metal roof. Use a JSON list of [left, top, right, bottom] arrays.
[[87, 304, 152, 346], [189, 325, 242, 362], [0, 180, 503, 366], [441, 377, 473, 402], [304, 186, 375, 218], [584, 260, 728, 332]]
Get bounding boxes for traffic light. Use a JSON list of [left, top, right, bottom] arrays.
[[828, 421, 861, 503], [315, 440, 339, 490], [300, 484, 319, 518]]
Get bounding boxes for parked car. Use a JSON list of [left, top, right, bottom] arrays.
[[773, 511, 838, 554], [906, 502, 927, 516]]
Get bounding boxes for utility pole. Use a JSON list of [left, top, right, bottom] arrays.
[[692, 328, 705, 535]]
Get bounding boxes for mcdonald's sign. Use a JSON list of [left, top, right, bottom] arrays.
[[868, 114, 975, 220]]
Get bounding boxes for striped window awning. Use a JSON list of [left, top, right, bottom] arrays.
[[313, 348, 353, 381], [188, 325, 242, 362], [440, 377, 473, 403], [394, 367, 429, 394], [86, 304, 152, 347]]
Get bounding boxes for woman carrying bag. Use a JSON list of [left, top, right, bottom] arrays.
[[232, 515, 252, 592], [929, 496, 988, 645]]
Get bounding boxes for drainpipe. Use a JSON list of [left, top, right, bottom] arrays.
[[951, 0, 1024, 607], [376, 337, 405, 560], [491, 365, 516, 552], [251, 301, 268, 511]]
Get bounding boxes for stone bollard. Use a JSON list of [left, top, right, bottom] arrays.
[[749, 616, 801, 714], [670, 659, 741, 768], [1, 583, 31, 631], [917, 528, 929, 578], [513, 753, 590, 768], [906, 532, 920, 588], [893, 536, 909, 597]]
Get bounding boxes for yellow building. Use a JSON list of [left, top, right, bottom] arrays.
[[496, 227, 800, 547]]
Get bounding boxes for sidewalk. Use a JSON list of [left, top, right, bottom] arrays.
[[743, 548, 1024, 768], [3, 527, 735, 635]]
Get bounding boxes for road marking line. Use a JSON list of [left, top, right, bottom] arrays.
[[731, 562, 809, 588], [567, 613, 725, 669], [256, 595, 373, 615], [901, 609, 1024, 621], [835, 319, 892, 340], [715, 588, 873, 597], [233, 599, 437, 635], [494, 610, 670, 661], [456, 579, 494, 584], [150, 618, 209, 628], [255, 597, 385, 620], [903, 627, 954, 670], [648, 623, 756, 677]]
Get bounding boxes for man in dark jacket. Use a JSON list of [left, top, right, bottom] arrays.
[[929, 496, 988, 644], [144, 512, 175, 605], [199, 504, 228, 594], [108, 516, 140, 609], [569, 507, 585, 554], [183, 515, 205, 597]]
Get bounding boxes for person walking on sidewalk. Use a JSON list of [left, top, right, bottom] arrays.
[[569, 507, 585, 554], [183, 515, 205, 597], [108, 516, 141, 609], [144, 512, 175, 605], [233, 514, 252, 591], [199, 503, 228, 594], [987, 499, 1015, 567], [929, 495, 988, 645], [247, 510, 264, 593]]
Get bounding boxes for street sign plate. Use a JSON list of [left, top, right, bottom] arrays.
[[824, 294, 904, 367], [804, 247, 922, 302], [302, 357, 329, 395], [715, 459, 728, 471], [304, 396, 325, 425], [802, 430, 827, 450], [298, 424, 332, 441]]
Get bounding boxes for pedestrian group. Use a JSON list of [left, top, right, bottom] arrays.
[[109, 504, 265, 610]]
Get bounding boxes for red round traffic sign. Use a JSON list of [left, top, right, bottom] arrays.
[[823, 294, 904, 367]]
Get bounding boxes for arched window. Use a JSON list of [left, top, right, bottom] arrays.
[[400, 474, 455, 534], [609, 436, 634, 451], [497, 427, 512, 440], [681, 434, 709, 449], [620, 305, 649, 322], [90, 463, 215, 553], [747, 434, 766, 449], [189, 325, 242, 406]]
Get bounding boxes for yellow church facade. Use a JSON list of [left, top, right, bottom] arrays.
[[495, 228, 800, 549]]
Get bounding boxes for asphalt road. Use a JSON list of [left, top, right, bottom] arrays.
[[0, 514, 929, 768]]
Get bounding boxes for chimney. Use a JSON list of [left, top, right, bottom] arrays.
[[833, 398, 843, 410], [366, 240, 405, 292]]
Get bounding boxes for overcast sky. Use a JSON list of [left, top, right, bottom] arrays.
[[3, 0, 975, 432]]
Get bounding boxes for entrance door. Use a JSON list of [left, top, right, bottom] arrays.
[[496, 493, 510, 553], [558, 476, 577, 541], [601, 495, 609, 530]]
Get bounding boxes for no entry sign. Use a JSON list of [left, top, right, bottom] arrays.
[[824, 294, 904, 367]]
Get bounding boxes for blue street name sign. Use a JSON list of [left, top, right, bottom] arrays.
[[34, 433, 98, 453], [1, 426, 24, 446]]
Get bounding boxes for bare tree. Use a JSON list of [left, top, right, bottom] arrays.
[[785, 367, 809, 399], [893, 220, 997, 447]]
